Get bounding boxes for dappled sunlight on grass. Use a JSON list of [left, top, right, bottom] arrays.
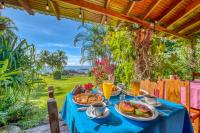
[[31, 75, 93, 111]]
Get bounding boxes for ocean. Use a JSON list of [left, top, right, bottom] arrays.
[[41, 66, 91, 74], [64, 66, 91, 73]]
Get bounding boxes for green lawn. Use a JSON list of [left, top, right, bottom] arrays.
[[32, 75, 93, 111]]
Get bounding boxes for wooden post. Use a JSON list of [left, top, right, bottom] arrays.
[[47, 86, 60, 133]]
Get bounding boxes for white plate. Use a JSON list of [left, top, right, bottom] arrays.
[[72, 94, 104, 106], [111, 89, 121, 96], [86, 107, 110, 119], [97, 87, 121, 96], [141, 98, 162, 107], [123, 89, 149, 97], [114, 100, 159, 121]]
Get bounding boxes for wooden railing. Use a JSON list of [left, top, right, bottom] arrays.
[[47, 86, 60, 133]]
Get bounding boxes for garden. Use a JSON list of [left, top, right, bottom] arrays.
[[0, 16, 92, 130]]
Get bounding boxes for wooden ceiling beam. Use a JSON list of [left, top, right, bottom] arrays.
[[155, 0, 182, 21], [115, 1, 135, 30], [17, 0, 34, 15], [101, 0, 111, 24], [57, 0, 189, 39], [174, 13, 200, 33], [126, 1, 135, 16], [142, 0, 161, 20], [50, 0, 60, 20], [166, 0, 200, 28], [184, 24, 200, 36]]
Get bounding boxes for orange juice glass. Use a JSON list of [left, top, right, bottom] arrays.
[[103, 80, 113, 105]]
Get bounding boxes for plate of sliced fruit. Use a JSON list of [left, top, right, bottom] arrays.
[[115, 100, 159, 121]]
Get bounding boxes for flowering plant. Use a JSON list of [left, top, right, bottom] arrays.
[[83, 83, 94, 91], [92, 58, 115, 86]]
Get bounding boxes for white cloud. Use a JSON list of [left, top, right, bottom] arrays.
[[47, 43, 68, 48], [67, 55, 89, 66], [38, 43, 80, 49]]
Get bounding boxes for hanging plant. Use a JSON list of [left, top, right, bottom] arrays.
[[132, 23, 154, 80]]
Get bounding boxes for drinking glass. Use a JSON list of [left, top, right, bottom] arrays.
[[119, 94, 125, 101], [103, 80, 113, 106], [130, 81, 140, 97]]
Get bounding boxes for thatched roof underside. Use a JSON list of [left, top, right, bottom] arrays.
[[3, 0, 200, 39]]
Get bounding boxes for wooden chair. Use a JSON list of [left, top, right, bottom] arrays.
[[165, 79, 181, 104], [149, 81, 157, 96], [155, 80, 165, 99], [165, 79, 200, 133], [140, 79, 157, 96], [140, 79, 150, 93]]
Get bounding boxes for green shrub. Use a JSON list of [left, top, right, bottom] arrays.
[[0, 100, 47, 129], [87, 70, 92, 77], [7, 103, 33, 122], [0, 112, 7, 126], [17, 107, 48, 129], [53, 70, 62, 80]]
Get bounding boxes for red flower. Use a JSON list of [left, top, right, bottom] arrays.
[[84, 83, 94, 90], [91, 57, 115, 85]]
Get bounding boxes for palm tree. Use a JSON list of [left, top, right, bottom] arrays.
[[54, 50, 68, 70], [0, 16, 17, 37], [74, 24, 111, 65], [39, 50, 50, 66]]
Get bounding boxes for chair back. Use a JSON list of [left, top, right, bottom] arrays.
[[155, 80, 165, 98], [140, 79, 157, 96], [140, 79, 150, 94], [165, 79, 181, 104], [165, 79, 190, 110], [149, 81, 157, 96]]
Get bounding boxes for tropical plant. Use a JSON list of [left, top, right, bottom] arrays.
[[0, 16, 17, 37], [105, 27, 135, 84], [39, 50, 68, 79], [92, 58, 115, 86], [39, 50, 50, 66], [149, 37, 200, 80], [105, 25, 200, 82], [54, 50, 68, 70], [0, 34, 41, 99], [0, 59, 21, 94], [0, 16, 45, 127], [74, 24, 111, 65]]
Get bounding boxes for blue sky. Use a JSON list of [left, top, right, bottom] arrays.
[[2, 8, 89, 66]]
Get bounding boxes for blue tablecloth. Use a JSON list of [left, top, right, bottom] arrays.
[[61, 93, 193, 133]]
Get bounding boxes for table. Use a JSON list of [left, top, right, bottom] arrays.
[[181, 81, 200, 109], [61, 93, 193, 133]]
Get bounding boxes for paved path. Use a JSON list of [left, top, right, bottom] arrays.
[[26, 121, 69, 133]]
